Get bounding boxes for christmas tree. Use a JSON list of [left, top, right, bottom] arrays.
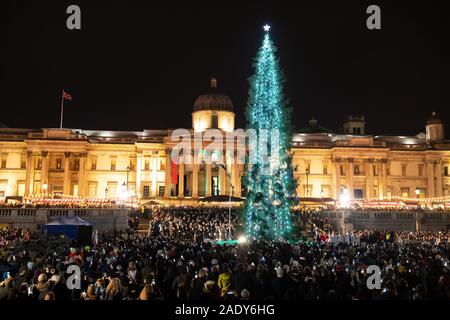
[[244, 25, 296, 241]]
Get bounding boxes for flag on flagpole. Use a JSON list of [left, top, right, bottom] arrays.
[[171, 162, 179, 184], [63, 90, 72, 101]]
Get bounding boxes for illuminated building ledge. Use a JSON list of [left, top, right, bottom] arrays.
[[0, 81, 449, 201]]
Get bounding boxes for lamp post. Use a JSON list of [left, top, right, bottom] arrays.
[[121, 182, 127, 201], [126, 165, 130, 192], [305, 167, 310, 197], [320, 190, 325, 210], [415, 188, 420, 210], [42, 182, 48, 197]]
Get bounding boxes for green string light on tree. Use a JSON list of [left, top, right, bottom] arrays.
[[244, 25, 296, 241]]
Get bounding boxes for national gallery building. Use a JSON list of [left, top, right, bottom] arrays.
[[1, 79, 449, 202]]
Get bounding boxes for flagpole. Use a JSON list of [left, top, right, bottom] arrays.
[[60, 89, 64, 129]]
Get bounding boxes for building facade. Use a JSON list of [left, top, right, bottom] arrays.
[[1, 79, 449, 202]]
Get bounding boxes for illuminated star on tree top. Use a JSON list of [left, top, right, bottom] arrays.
[[263, 24, 271, 32]]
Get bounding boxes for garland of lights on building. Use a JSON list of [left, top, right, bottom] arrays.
[[244, 26, 296, 241]]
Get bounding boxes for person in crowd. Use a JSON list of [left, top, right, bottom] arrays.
[[1, 202, 450, 301], [105, 277, 122, 301]]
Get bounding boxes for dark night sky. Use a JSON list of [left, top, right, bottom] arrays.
[[1, 0, 449, 136]]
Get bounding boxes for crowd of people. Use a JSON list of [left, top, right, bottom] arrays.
[[0, 199, 137, 209], [0, 224, 31, 248], [0, 203, 449, 301], [148, 205, 243, 242]]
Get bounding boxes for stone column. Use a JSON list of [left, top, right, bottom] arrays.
[[63, 152, 71, 195], [226, 156, 232, 195], [151, 152, 158, 196], [178, 153, 184, 198], [346, 158, 354, 199], [435, 160, 443, 197], [25, 150, 35, 195], [41, 150, 49, 188], [136, 152, 143, 195], [365, 159, 374, 199], [379, 159, 387, 199], [427, 160, 435, 197], [332, 158, 340, 199], [164, 149, 172, 198], [233, 159, 240, 197], [79, 152, 87, 196], [219, 162, 226, 195], [192, 162, 199, 198], [205, 162, 212, 196]]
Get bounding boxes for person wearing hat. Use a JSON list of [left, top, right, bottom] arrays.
[[240, 289, 250, 300], [271, 267, 286, 300], [33, 273, 50, 300], [190, 268, 208, 300]]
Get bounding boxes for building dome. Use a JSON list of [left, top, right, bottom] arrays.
[[193, 78, 234, 112], [427, 112, 442, 125]]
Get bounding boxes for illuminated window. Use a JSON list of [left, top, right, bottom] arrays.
[[73, 159, 80, 171], [36, 158, 42, 170], [354, 165, 360, 175], [107, 182, 117, 197], [159, 186, 165, 197], [130, 159, 136, 171], [143, 185, 150, 198], [444, 166, 448, 176], [211, 114, 218, 129], [401, 187, 410, 198], [111, 159, 116, 171], [0, 157, 5, 169], [20, 157, 26, 169], [88, 182, 97, 197], [91, 158, 97, 170], [401, 163, 407, 176], [386, 186, 393, 198], [340, 165, 345, 176], [418, 164, 424, 177], [145, 159, 150, 171], [73, 185, 79, 197], [160, 158, 166, 171], [56, 158, 62, 170], [0, 181, 5, 196], [323, 165, 328, 175]]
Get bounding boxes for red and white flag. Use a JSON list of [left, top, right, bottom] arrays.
[[63, 90, 72, 101]]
